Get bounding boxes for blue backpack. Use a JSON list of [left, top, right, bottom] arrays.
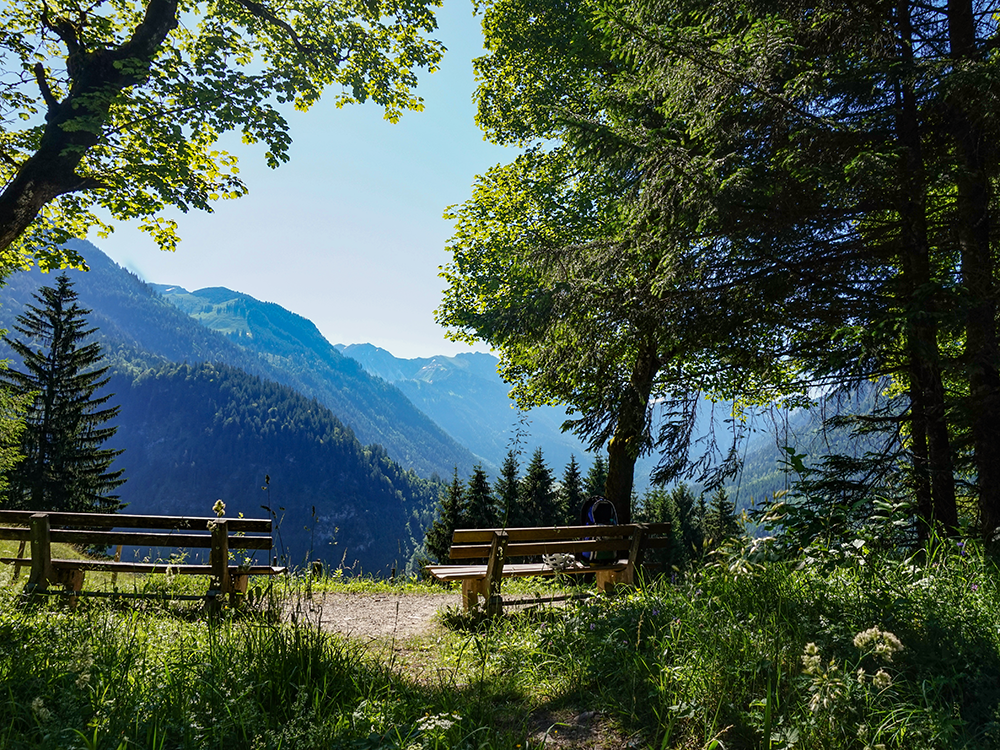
[[579, 497, 618, 563]]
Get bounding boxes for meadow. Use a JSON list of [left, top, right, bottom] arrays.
[[1, 535, 999, 749]]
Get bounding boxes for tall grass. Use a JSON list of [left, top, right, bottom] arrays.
[[452, 536, 1000, 749], [2, 536, 999, 749]]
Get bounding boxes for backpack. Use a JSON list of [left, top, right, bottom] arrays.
[[579, 496, 618, 564]]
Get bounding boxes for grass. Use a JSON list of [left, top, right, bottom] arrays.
[[2, 536, 1000, 749]]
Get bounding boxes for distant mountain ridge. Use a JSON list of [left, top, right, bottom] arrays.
[[337, 343, 595, 472]]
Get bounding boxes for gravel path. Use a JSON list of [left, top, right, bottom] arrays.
[[283, 592, 456, 641]]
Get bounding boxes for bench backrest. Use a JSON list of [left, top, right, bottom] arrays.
[[449, 523, 670, 560], [0, 510, 273, 551]]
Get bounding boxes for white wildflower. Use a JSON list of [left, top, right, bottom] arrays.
[[872, 669, 892, 690]]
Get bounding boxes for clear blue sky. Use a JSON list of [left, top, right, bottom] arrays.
[[97, 1, 510, 359]]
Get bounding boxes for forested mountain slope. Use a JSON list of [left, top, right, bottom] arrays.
[[0, 240, 479, 479], [104, 361, 437, 573]]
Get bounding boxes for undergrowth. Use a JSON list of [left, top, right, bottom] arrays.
[[2, 536, 999, 749]]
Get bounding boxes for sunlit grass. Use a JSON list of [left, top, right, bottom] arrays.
[[2, 537, 1000, 749]]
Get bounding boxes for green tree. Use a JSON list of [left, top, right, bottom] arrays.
[[1, 274, 125, 511], [584, 454, 608, 502], [558, 454, 584, 525], [519, 446, 558, 526], [0, 0, 443, 267], [494, 449, 521, 526], [704, 487, 740, 550], [424, 468, 464, 564], [463, 464, 497, 529]]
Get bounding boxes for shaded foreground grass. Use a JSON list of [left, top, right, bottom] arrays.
[[2, 536, 1000, 749]]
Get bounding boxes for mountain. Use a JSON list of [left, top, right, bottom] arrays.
[[150, 283, 481, 477], [0, 240, 479, 480], [105, 361, 437, 573], [336, 343, 596, 473], [0, 240, 456, 572]]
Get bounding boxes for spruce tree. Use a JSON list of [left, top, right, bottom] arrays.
[[559, 454, 585, 525], [1, 274, 124, 512], [494, 449, 521, 526], [425, 469, 465, 563], [520, 447, 558, 526], [585, 454, 608, 499], [705, 487, 740, 549], [464, 465, 498, 529]]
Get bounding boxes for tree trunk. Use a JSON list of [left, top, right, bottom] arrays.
[[605, 337, 660, 524], [894, 0, 957, 533], [947, 0, 1000, 541]]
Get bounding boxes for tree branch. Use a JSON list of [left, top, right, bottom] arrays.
[[33, 63, 59, 113]]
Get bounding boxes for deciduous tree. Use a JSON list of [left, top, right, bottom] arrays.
[[0, 0, 443, 268]]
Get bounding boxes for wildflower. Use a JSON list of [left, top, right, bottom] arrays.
[[213, 499, 226, 517], [872, 669, 892, 690], [801, 642, 822, 675], [30, 697, 51, 723], [957, 540, 967, 557], [856, 667, 866, 684], [853, 627, 904, 661], [971, 583, 980, 592]]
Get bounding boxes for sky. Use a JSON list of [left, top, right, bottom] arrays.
[[95, 1, 511, 360]]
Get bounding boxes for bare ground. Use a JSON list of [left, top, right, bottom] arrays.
[[280, 591, 641, 749], [282, 591, 455, 641]]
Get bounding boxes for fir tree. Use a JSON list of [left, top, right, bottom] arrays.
[[494, 449, 521, 526], [1, 274, 124, 512], [585, 454, 608, 499], [705, 487, 740, 549], [424, 469, 465, 563], [520, 447, 558, 526], [464, 464, 497, 529], [559, 454, 585, 525]]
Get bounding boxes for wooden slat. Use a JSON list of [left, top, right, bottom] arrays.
[[427, 559, 629, 582], [451, 536, 631, 559], [46, 529, 273, 550], [0, 510, 271, 533], [47, 559, 284, 575], [452, 524, 635, 544], [0, 526, 30, 542]]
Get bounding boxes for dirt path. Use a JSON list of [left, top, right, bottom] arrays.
[[282, 592, 456, 641]]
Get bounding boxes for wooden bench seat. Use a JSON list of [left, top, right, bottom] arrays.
[[0, 509, 286, 608], [426, 522, 670, 615]]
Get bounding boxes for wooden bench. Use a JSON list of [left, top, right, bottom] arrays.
[[425, 522, 670, 615], [0, 510, 286, 608]]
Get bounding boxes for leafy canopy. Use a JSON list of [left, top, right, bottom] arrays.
[[0, 0, 443, 269]]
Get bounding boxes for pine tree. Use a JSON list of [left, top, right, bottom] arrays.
[[1, 274, 124, 512], [559, 454, 585, 525], [494, 449, 521, 526], [521, 447, 558, 526], [585, 454, 608, 499], [705, 487, 740, 549], [425, 469, 465, 563], [464, 464, 498, 529]]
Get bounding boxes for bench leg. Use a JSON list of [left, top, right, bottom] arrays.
[[462, 578, 485, 611], [229, 573, 249, 608], [596, 569, 631, 595]]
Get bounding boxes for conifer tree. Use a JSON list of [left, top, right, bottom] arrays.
[[521, 447, 558, 526], [559, 454, 585, 525], [705, 487, 740, 549], [464, 465, 498, 529], [494, 449, 521, 526], [1, 274, 124, 512], [424, 469, 465, 563], [585, 454, 609, 499]]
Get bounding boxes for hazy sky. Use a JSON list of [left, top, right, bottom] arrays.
[[96, 2, 510, 360]]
